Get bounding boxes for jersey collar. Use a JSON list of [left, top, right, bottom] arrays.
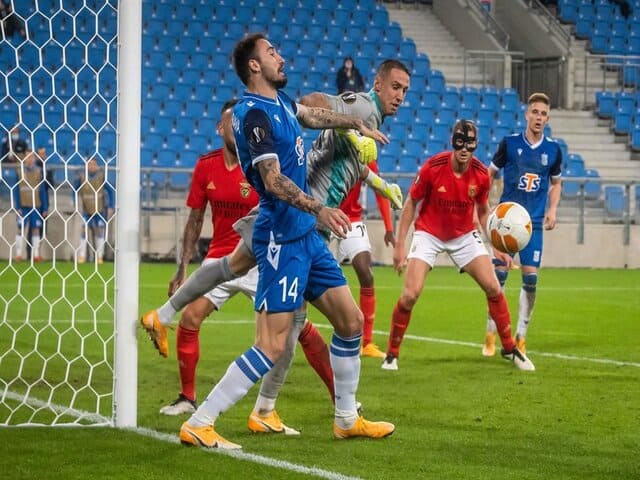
[[368, 89, 384, 120], [521, 131, 544, 149]]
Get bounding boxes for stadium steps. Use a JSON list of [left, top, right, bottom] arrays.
[[385, 3, 489, 87], [570, 39, 621, 110], [551, 110, 640, 181]]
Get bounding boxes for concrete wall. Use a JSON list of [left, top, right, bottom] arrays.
[[492, 0, 567, 58], [433, 0, 504, 51], [1, 210, 638, 269]]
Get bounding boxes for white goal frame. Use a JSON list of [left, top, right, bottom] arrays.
[[0, 0, 140, 428]]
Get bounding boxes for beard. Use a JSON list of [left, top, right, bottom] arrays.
[[268, 72, 287, 90]]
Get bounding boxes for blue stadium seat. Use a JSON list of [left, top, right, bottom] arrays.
[[399, 39, 417, 60], [385, 23, 403, 44], [500, 87, 520, 112], [604, 185, 625, 221], [584, 168, 602, 200], [441, 86, 460, 111], [614, 108, 632, 134], [480, 87, 500, 111], [428, 69, 445, 94], [412, 54, 430, 76], [567, 153, 586, 175], [596, 91, 616, 118], [460, 86, 480, 111]]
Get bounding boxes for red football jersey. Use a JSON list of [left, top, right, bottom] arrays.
[[187, 149, 259, 258], [410, 151, 489, 241]]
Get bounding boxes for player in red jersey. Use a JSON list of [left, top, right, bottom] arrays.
[[381, 119, 535, 372], [337, 161, 395, 359]]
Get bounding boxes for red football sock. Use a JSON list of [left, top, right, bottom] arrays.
[[298, 321, 335, 403], [360, 286, 375, 346], [387, 300, 412, 358], [176, 324, 200, 401], [487, 293, 516, 351]]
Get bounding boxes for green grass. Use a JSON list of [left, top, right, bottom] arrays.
[[1, 262, 639, 479]]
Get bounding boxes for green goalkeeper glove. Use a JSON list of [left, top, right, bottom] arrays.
[[364, 170, 404, 210], [339, 129, 377, 165]]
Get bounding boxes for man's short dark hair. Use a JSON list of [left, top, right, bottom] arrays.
[[232, 33, 266, 86], [376, 59, 411, 78]]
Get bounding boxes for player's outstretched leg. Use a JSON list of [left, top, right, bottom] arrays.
[[140, 309, 168, 357]]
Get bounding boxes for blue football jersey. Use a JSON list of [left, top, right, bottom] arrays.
[[491, 133, 562, 225], [233, 90, 316, 243]]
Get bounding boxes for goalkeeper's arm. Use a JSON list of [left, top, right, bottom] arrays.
[[361, 166, 403, 210]]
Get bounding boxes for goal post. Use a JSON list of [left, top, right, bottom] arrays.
[[114, 0, 141, 428], [0, 0, 140, 427]]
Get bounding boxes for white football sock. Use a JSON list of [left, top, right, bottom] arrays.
[[15, 234, 23, 258], [157, 300, 177, 326], [330, 333, 361, 428], [189, 346, 273, 427]]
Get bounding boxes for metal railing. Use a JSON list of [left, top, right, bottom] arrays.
[[463, 50, 525, 88], [513, 56, 568, 107], [463, 0, 510, 50], [578, 54, 640, 107], [523, 0, 572, 51]]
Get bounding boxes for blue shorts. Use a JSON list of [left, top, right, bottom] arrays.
[[82, 213, 107, 229], [494, 225, 544, 269], [16, 208, 44, 229], [253, 229, 347, 313]]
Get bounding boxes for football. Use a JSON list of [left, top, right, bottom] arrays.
[[486, 201, 532, 254]]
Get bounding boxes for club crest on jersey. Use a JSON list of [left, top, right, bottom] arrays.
[[468, 184, 477, 197], [541, 153, 548, 166], [240, 181, 251, 198], [340, 92, 357, 104], [295, 136, 305, 166], [517, 148, 523, 156]]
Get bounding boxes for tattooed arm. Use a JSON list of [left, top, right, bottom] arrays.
[[168, 207, 205, 296], [296, 104, 389, 144], [257, 156, 350, 238]]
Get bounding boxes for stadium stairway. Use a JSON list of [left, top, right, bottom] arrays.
[[551, 110, 639, 181], [385, 3, 489, 88]]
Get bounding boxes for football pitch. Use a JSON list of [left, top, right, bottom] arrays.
[[1, 263, 639, 479]]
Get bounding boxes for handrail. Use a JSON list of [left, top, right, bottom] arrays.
[[462, 49, 526, 88], [580, 53, 640, 106], [463, 0, 510, 50], [524, 0, 572, 52]]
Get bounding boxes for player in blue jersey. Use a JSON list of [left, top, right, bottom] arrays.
[[482, 92, 562, 356], [178, 33, 395, 450]]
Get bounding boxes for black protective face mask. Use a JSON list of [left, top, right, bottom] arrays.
[[452, 132, 477, 152], [452, 120, 478, 152]]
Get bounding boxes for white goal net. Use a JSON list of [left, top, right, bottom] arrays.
[[0, 0, 139, 427]]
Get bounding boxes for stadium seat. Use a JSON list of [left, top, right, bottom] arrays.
[[604, 185, 625, 221], [460, 86, 480, 111], [480, 86, 499, 111], [441, 86, 460, 111], [567, 153, 586, 175], [596, 91, 616, 118], [500, 87, 520, 112], [428, 69, 445, 94], [583, 169, 602, 201], [614, 108, 632, 135]]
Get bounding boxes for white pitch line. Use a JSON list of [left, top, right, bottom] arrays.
[[2, 390, 363, 480], [200, 320, 640, 369], [3, 319, 638, 369]]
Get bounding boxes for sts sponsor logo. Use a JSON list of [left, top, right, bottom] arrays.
[[518, 173, 541, 192]]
